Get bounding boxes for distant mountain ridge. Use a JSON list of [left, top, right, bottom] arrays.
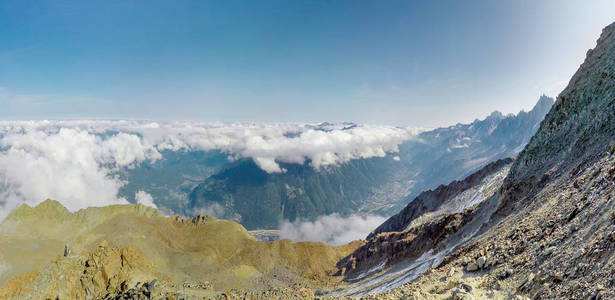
[[395, 95, 554, 205], [188, 96, 553, 229]]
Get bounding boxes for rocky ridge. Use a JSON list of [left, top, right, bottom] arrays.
[[324, 156, 512, 296], [332, 20, 615, 299], [0, 200, 360, 299], [369, 158, 513, 239]]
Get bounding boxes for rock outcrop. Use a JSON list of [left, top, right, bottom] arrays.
[[337, 209, 474, 280], [369, 158, 513, 238], [0, 241, 165, 299]]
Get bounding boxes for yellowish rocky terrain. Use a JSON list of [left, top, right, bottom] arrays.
[[0, 200, 360, 299]]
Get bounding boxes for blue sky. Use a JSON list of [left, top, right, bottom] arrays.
[[0, 1, 614, 127]]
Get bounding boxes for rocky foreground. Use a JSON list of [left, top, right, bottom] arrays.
[[0, 200, 360, 299]]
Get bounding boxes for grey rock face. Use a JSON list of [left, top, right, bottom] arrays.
[[369, 158, 513, 238], [507, 22, 615, 191]]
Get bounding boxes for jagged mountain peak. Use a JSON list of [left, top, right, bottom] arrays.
[[524, 94, 555, 118], [472, 95, 554, 126], [508, 21, 615, 186], [486, 110, 504, 120], [535, 94, 555, 108]]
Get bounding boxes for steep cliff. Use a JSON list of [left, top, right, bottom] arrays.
[[342, 21, 615, 300]]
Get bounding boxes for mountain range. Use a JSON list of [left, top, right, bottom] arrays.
[[188, 96, 553, 229], [333, 20, 615, 299], [4, 17, 615, 300]]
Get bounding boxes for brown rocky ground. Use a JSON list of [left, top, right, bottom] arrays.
[[0, 201, 360, 299], [338, 151, 615, 300]]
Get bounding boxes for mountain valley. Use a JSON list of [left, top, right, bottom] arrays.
[[188, 97, 552, 230]]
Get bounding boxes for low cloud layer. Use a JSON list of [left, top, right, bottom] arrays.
[[0, 121, 418, 220], [135, 191, 157, 209], [0, 128, 155, 220], [279, 214, 387, 246]]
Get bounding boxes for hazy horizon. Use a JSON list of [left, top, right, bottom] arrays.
[[1, 1, 614, 127]]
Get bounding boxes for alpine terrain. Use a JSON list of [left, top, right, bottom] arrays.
[[189, 98, 552, 229], [330, 20, 615, 299], [0, 12, 613, 300]]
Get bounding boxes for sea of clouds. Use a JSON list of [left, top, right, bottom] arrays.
[[0, 120, 420, 222]]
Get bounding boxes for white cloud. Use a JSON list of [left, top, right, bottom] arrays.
[[0, 120, 420, 173], [0, 121, 420, 221], [191, 202, 225, 218], [0, 126, 158, 220], [279, 214, 387, 246], [135, 191, 157, 208]]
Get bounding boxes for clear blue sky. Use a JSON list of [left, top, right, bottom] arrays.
[[0, 0, 614, 127]]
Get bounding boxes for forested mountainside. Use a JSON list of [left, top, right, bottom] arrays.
[[118, 150, 229, 213]]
